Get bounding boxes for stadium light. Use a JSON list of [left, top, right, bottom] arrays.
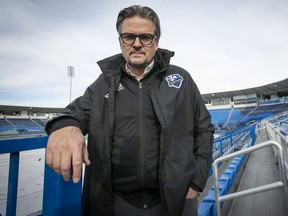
[[67, 66, 74, 103]]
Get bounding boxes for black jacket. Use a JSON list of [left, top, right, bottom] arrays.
[[46, 49, 214, 216]]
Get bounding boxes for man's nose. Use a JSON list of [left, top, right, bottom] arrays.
[[132, 37, 142, 47]]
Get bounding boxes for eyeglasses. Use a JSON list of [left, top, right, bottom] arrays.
[[119, 33, 157, 45]]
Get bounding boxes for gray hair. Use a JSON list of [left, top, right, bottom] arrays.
[[116, 5, 161, 42]]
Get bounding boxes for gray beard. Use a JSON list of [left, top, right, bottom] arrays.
[[128, 60, 148, 70]]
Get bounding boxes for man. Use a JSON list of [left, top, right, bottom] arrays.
[[45, 5, 214, 216]]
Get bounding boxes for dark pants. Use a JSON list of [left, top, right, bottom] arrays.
[[112, 194, 198, 216]]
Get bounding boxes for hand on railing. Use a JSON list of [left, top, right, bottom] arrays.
[[45, 126, 91, 183]]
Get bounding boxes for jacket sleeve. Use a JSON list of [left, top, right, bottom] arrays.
[[45, 76, 103, 135], [189, 78, 214, 192]]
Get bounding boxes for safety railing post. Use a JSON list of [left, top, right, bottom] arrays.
[[230, 133, 233, 149], [6, 152, 20, 216], [219, 140, 223, 156]]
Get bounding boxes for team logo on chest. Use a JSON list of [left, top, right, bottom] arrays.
[[165, 74, 183, 89]]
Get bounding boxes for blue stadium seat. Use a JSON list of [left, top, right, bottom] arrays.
[[211, 179, 230, 195], [227, 163, 239, 173], [230, 161, 241, 172], [203, 190, 216, 203], [223, 168, 236, 183], [219, 173, 232, 189], [198, 202, 215, 216]]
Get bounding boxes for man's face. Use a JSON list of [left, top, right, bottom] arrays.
[[119, 16, 158, 70]]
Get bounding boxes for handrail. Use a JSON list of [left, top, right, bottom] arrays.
[[0, 136, 47, 216], [213, 125, 255, 160], [212, 140, 288, 216], [264, 120, 288, 143], [263, 119, 288, 180], [0, 136, 82, 216]]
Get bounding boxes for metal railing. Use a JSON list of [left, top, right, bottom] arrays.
[[212, 140, 288, 216], [213, 125, 256, 160], [262, 111, 288, 181], [0, 136, 82, 216]]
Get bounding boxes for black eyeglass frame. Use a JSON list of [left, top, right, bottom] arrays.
[[119, 33, 157, 45]]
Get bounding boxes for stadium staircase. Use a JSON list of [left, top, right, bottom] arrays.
[[198, 111, 288, 216], [222, 108, 233, 129]]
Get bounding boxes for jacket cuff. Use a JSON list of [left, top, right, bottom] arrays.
[[190, 182, 201, 192], [45, 117, 81, 135]]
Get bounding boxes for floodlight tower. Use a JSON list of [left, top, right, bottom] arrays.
[[67, 66, 74, 103]]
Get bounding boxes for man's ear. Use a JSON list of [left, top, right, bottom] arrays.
[[118, 36, 122, 48]]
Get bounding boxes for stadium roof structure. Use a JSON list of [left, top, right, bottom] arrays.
[[0, 105, 63, 115], [202, 78, 288, 101]]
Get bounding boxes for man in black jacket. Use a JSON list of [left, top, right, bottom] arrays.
[[45, 5, 214, 216]]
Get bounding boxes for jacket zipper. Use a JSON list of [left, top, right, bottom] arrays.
[[139, 81, 146, 189]]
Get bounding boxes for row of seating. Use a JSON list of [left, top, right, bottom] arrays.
[[198, 153, 246, 215], [209, 102, 288, 129], [0, 118, 47, 133]]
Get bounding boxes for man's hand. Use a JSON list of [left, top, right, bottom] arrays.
[[186, 187, 198, 199], [46, 126, 91, 183]]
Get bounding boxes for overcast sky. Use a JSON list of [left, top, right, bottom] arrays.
[[0, 0, 287, 107]]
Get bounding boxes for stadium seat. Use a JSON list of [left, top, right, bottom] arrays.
[[198, 202, 215, 216], [219, 173, 232, 189], [223, 168, 236, 183], [203, 190, 216, 203], [211, 179, 230, 195]]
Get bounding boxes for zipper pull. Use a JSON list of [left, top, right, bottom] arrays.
[[139, 81, 142, 89]]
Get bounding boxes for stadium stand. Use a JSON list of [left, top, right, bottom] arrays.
[[208, 108, 231, 129], [239, 103, 288, 125], [0, 117, 47, 138], [228, 106, 256, 124], [209, 102, 288, 130], [32, 118, 47, 127]]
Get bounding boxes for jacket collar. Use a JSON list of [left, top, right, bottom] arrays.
[[154, 48, 175, 70], [97, 48, 175, 79]]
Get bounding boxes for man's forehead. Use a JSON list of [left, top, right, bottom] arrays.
[[120, 16, 155, 33]]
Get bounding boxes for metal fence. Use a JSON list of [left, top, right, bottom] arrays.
[[0, 136, 82, 216]]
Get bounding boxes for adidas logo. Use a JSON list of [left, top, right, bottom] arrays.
[[118, 83, 124, 91], [104, 83, 124, 98]]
